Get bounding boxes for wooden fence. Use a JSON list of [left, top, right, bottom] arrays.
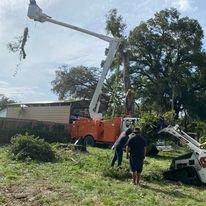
[[0, 117, 70, 144]]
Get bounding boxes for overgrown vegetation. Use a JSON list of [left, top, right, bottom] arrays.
[[10, 133, 55, 162], [188, 121, 206, 143], [135, 112, 170, 145], [0, 145, 205, 205]]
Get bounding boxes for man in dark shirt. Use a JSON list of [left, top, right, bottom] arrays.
[[111, 128, 133, 167], [126, 128, 147, 185]]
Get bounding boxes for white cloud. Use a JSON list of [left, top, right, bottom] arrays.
[[0, 0, 57, 8], [0, 80, 9, 87], [0, 83, 48, 101], [0, 84, 30, 99], [178, 0, 192, 11], [172, 0, 197, 12]]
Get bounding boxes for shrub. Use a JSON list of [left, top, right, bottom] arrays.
[[10, 133, 55, 162], [188, 121, 206, 145], [135, 111, 177, 156], [188, 121, 206, 139], [163, 110, 175, 125], [136, 112, 159, 144], [199, 136, 206, 144]]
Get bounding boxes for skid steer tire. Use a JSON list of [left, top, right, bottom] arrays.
[[163, 167, 202, 186]]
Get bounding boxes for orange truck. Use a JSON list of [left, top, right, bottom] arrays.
[[70, 117, 137, 146]]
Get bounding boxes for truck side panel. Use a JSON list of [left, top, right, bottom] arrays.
[[70, 118, 103, 140], [102, 118, 121, 143]]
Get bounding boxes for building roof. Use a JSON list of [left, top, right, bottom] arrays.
[[8, 99, 88, 107]]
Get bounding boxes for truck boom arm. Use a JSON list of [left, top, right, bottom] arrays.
[[27, 0, 121, 119]]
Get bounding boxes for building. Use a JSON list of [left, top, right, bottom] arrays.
[[3, 100, 89, 124]]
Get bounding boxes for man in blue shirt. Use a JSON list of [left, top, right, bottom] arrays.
[[111, 128, 133, 167]]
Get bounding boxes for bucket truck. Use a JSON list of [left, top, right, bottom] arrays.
[[159, 125, 206, 185], [27, 0, 137, 146]]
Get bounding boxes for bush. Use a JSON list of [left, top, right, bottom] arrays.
[[199, 136, 206, 144], [135, 112, 177, 156], [10, 133, 55, 162], [188, 121, 206, 146], [163, 110, 175, 125], [136, 112, 159, 144], [188, 121, 206, 140]]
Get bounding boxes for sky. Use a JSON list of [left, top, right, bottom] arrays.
[[0, 0, 205, 103]]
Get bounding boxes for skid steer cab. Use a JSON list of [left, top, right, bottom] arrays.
[[71, 117, 138, 147], [159, 125, 206, 185]]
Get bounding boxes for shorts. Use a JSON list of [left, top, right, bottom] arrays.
[[129, 157, 144, 173]]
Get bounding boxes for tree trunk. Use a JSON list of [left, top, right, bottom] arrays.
[[120, 42, 134, 116], [171, 86, 175, 111]]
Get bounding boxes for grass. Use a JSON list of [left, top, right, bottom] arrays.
[[0, 145, 206, 206]]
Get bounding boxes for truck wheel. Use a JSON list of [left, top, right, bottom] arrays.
[[84, 135, 95, 147]]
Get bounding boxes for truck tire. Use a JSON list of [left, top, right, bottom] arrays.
[[84, 135, 95, 147]]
